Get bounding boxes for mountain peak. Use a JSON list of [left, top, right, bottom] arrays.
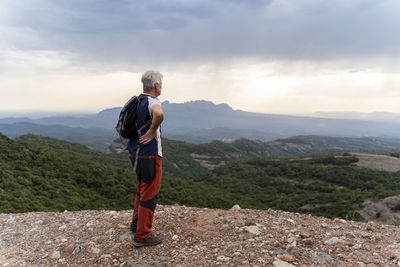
[[163, 100, 233, 111]]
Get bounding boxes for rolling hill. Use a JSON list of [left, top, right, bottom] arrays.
[[2, 133, 400, 224]]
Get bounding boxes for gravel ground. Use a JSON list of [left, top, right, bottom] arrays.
[[1, 205, 400, 266]]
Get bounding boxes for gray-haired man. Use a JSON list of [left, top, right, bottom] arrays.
[[127, 70, 164, 246]]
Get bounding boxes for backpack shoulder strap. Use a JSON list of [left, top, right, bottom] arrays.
[[132, 95, 153, 170]]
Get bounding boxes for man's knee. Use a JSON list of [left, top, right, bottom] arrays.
[[139, 194, 159, 212]]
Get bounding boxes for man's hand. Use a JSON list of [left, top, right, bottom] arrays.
[[139, 129, 157, 145]]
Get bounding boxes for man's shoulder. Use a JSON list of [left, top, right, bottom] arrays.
[[139, 94, 161, 103], [147, 96, 162, 108]]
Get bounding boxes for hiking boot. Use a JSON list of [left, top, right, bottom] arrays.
[[133, 233, 162, 247]]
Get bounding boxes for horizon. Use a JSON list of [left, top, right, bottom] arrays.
[[1, 98, 400, 120], [1, 1, 400, 114]]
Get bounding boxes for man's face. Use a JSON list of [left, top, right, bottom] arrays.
[[154, 81, 162, 96]]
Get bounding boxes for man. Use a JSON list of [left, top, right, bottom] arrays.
[[127, 70, 164, 247]]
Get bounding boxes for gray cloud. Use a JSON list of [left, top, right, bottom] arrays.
[[1, 0, 400, 68]]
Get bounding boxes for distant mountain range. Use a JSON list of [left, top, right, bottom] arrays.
[[108, 135, 400, 160], [1, 100, 400, 150], [309, 111, 400, 122]]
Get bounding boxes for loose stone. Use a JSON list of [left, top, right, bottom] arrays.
[[280, 254, 295, 262], [273, 259, 296, 267], [217, 255, 230, 262], [91, 247, 100, 254], [310, 252, 333, 264], [230, 204, 241, 210], [50, 251, 61, 259], [346, 232, 356, 239], [99, 254, 112, 260]]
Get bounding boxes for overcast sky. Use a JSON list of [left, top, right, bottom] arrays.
[[1, 0, 400, 114]]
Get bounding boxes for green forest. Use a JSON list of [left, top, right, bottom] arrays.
[[1, 133, 400, 222]]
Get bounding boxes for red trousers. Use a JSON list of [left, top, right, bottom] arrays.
[[129, 156, 162, 240]]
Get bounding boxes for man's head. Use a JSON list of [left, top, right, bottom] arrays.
[[141, 70, 163, 97]]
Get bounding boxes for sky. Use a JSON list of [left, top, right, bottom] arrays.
[[1, 0, 400, 115]]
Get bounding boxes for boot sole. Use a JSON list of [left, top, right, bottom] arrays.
[[133, 239, 162, 247]]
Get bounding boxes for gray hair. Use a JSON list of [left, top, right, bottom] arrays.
[[141, 70, 163, 91]]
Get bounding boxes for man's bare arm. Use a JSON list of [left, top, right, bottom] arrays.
[[139, 104, 164, 145]]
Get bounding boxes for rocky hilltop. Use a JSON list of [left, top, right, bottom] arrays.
[[1, 205, 400, 267]]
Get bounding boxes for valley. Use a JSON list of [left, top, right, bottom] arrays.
[[1, 133, 400, 225]]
